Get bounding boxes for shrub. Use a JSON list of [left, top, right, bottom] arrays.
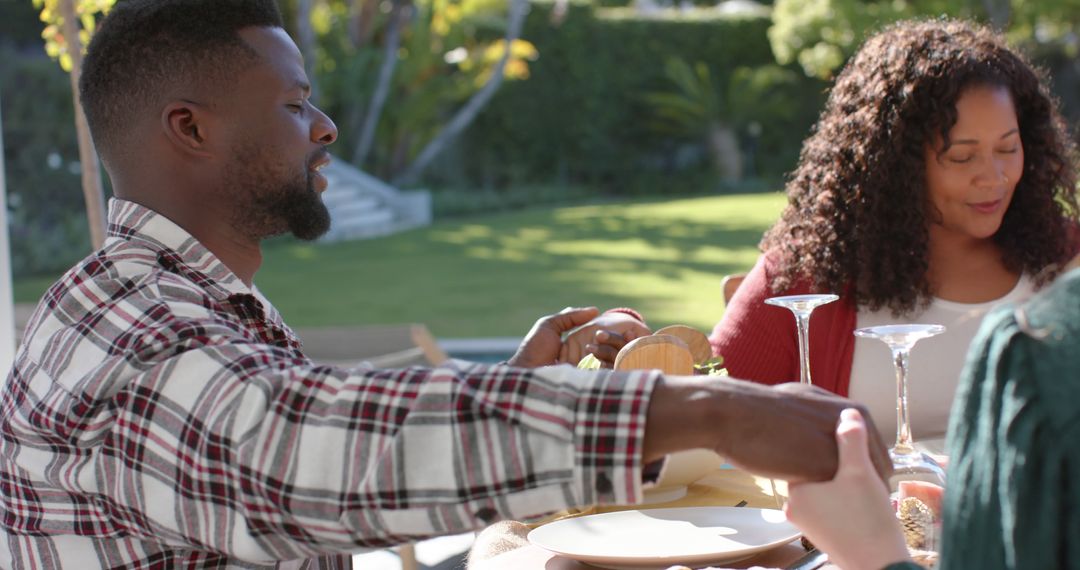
[[460, 1, 821, 193]]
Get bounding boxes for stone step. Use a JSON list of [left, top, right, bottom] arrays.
[[316, 157, 432, 244], [330, 199, 391, 221], [322, 191, 380, 211]]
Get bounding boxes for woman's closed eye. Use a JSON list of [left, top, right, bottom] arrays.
[[947, 153, 974, 164]]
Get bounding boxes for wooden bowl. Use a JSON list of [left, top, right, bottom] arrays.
[[653, 324, 713, 364], [613, 334, 694, 375]]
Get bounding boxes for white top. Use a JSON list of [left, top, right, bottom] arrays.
[[849, 275, 1036, 441]]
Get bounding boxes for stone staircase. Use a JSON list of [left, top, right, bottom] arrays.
[[318, 158, 432, 243]]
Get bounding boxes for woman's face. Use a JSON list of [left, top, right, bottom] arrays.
[[924, 85, 1024, 241]]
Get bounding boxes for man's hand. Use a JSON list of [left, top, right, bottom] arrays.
[[506, 307, 601, 368], [643, 377, 893, 484], [559, 311, 652, 367], [784, 409, 912, 570]]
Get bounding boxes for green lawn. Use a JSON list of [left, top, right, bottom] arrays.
[[15, 192, 786, 338]]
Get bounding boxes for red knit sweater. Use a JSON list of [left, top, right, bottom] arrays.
[[709, 253, 857, 396]]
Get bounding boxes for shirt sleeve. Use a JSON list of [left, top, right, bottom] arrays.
[[708, 254, 799, 384], [9, 289, 660, 562]]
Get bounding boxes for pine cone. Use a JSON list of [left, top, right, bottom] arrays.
[[897, 497, 934, 550]]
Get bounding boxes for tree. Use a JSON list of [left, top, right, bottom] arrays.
[[302, 0, 536, 186], [296, 0, 321, 103], [393, 0, 529, 186], [769, 0, 1080, 80], [642, 59, 801, 182], [32, 0, 113, 249], [351, 0, 413, 167]]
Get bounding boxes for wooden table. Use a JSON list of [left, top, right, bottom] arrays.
[[471, 468, 828, 569]]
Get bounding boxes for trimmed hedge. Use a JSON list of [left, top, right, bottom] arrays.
[[459, 2, 820, 193]]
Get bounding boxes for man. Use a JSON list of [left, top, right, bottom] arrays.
[[0, 1, 890, 568]]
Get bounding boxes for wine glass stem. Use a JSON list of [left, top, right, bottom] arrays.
[[891, 346, 915, 455], [795, 313, 811, 385]]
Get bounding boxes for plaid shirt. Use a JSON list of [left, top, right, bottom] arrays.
[[1, 199, 659, 569]]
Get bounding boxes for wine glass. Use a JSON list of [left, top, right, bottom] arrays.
[[854, 324, 947, 550], [762, 294, 838, 508], [764, 294, 839, 385]]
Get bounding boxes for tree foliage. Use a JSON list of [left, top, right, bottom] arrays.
[[770, 0, 1080, 80], [33, 0, 115, 72], [32, 0, 113, 249], [304, 0, 537, 183]]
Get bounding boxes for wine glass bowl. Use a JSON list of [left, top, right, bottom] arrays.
[[764, 294, 839, 385], [853, 324, 945, 353]]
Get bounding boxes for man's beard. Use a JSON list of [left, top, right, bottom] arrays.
[[265, 169, 331, 241], [226, 146, 332, 241]]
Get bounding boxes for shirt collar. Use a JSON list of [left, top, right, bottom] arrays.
[[105, 198, 253, 301]]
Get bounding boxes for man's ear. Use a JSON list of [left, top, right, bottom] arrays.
[[161, 100, 214, 158]]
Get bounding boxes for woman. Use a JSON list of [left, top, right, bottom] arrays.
[[708, 18, 1079, 440], [785, 264, 1080, 569]]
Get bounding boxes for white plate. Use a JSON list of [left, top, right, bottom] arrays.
[[528, 506, 800, 569]]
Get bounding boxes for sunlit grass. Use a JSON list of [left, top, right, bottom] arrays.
[[15, 192, 786, 337]]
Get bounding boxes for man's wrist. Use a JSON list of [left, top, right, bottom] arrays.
[[643, 376, 725, 462]]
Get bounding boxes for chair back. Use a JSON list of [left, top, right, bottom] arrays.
[[721, 273, 747, 306]]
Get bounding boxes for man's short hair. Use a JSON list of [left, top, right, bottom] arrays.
[[80, 0, 284, 164]]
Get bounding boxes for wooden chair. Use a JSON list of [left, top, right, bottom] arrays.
[[721, 273, 747, 307]]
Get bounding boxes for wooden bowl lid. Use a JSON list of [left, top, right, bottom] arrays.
[[653, 324, 712, 364], [614, 334, 694, 375]]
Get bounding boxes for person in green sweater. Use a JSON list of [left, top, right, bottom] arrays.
[[785, 266, 1080, 569]]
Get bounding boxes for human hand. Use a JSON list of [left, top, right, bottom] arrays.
[[723, 381, 893, 483], [559, 311, 652, 367], [643, 377, 892, 483], [784, 408, 912, 570], [507, 307, 601, 368]]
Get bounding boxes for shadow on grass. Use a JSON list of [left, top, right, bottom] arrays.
[[258, 194, 783, 337]]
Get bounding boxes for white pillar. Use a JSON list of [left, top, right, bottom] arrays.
[[0, 90, 16, 371]]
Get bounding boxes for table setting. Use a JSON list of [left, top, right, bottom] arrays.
[[472, 298, 947, 569]]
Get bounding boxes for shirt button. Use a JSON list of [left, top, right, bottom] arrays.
[[474, 507, 498, 523], [596, 472, 613, 495]]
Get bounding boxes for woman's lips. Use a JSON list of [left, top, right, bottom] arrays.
[[969, 199, 1002, 214]]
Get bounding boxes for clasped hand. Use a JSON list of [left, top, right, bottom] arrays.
[[507, 307, 650, 368]]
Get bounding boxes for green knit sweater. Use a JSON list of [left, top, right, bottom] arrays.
[[883, 268, 1080, 570]]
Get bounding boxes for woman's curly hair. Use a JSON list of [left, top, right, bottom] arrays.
[[761, 18, 1079, 315]]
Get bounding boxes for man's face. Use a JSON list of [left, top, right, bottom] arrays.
[[220, 27, 338, 241]]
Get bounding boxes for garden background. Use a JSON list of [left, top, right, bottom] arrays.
[[2, 0, 1078, 338]]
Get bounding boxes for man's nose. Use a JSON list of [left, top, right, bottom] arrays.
[[311, 106, 338, 145]]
